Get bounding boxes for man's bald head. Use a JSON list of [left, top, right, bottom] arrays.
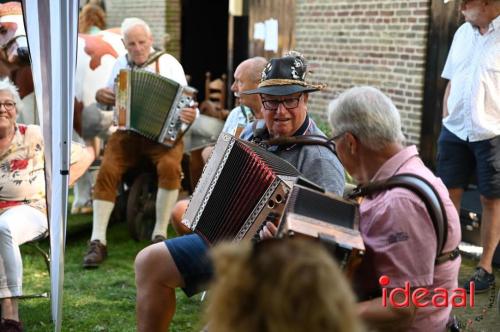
[[241, 57, 267, 84], [231, 57, 267, 114]]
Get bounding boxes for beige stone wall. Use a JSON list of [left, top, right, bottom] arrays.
[[295, 0, 430, 145]]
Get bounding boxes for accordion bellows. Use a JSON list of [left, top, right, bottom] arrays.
[[115, 69, 195, 147], [183, 133, 301, 245]]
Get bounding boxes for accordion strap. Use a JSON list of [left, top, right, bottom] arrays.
[[127, 51, 166, 71], [142, 51, 165, 71], [262, 135, 337, 154], [347, 173, 449, 264]]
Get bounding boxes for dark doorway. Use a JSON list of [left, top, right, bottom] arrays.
[[420, 0, 462, 170], [181, 0, 229, 102]]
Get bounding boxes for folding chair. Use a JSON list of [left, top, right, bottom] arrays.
[[19, 231, 50, 299]]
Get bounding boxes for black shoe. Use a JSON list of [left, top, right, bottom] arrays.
[[464, 267, 495, 293], [82, 240, 108, 268], [0, 319, 23, 332]]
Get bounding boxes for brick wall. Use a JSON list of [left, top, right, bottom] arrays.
[[295, 0, 430, 145], [165, 0, 181, 59], [104, 0, 181, 60]]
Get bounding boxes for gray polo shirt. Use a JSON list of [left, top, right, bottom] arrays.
[[240, 116, 345, 196]]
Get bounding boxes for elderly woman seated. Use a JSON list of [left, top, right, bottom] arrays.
[[0, 78, 93, 331]]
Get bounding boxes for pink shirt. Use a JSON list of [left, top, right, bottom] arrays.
[[354, 146, 461, 332]]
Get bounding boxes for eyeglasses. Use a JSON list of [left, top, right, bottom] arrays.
[[330, 132, 346, 142], [0, 101, 15, 111], [261, 94, 302, 111], [328, 132, 347, 152]]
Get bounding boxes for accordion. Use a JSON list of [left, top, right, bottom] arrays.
[[114, 69, 196, 147], [182, 133, 302, 245], [276, 184, 364, 277], [182, 133, 363, 255]]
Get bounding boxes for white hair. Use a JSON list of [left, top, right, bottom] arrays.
[[328, 86, 405, 151], [0, 77, 23, 114], [121, 17, 151, 40]]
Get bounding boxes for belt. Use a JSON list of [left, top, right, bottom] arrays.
[[435, 247, 460, 265]]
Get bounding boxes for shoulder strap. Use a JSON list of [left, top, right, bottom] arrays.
[[144, 51, 165, 68], [241, 105, 255, 122], [263, 134, 337, 154], [251, 119, 268, 142], [127, 51, 166, 71], [348, 173, 448, 260], [240, 105, 249, 121]]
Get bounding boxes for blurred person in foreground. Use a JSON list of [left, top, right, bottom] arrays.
[[204, 238, 364, 332]]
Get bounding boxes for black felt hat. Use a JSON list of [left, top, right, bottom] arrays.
[[242, 54, 326, 96]]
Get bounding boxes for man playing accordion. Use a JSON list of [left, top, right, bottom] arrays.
[[329, 87, 461, 331], [83, 18, 197, 268], [133, 53, 346, 331]]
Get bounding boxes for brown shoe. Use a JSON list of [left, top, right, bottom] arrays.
[[0, 319, 23, 332], [83, 240, 107, 268], [151, 235, 166, 244]]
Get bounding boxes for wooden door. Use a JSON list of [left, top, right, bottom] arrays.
[[248, 0, 295, 58], [420, 0, 462, 169]]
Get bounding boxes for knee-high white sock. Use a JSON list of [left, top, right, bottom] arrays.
[[152, 188, 179, 240], [90, 199, 115, 245]]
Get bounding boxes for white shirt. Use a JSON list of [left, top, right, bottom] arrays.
[[222, 105, 256, 135], [441, 16, 500, 141], [105, 50, 187, 89]]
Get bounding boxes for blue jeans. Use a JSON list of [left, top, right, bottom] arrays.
[[164, 233, 213, 297]]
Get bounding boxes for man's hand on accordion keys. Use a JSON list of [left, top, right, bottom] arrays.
[[259, 221, 278, 240], [179, 103, 198, 125], [95, 87, 116, 107]]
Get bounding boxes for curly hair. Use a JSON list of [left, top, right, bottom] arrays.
[[204, 238, 364, 332], [78, 4, 106, 34]]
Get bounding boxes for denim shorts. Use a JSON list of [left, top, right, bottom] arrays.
[[437, 126, 500, 198], [165, 233, 213, 297]]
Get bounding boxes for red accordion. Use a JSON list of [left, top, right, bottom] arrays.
[[182, 133, 301, 245]]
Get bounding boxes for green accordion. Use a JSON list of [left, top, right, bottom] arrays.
[[115, 69, 196, 147]]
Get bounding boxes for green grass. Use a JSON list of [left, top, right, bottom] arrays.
[[21, 206, 203, 331], [20, 199, 500, 332]]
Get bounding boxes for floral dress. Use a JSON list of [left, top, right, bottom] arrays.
[[0, 124, 46, 215]]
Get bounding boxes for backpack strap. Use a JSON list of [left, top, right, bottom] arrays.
[[348, 173, 449, 263]]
